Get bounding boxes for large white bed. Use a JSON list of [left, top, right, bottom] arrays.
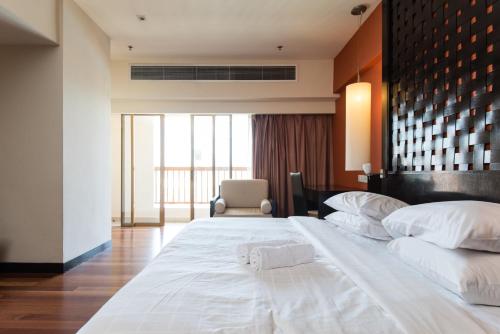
[[79, 217, 500, 334]]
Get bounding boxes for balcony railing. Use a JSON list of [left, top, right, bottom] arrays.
[[154, 167, 250, 204]]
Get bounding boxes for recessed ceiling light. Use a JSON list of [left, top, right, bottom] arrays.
[[136, 15, 146, 22]]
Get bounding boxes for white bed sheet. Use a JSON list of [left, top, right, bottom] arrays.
[[297, 217, 500, 334], [78, 217, 500, 334], [79, 218, 399, 334]]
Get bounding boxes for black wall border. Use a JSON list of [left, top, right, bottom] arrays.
[[0, 240, 111, 274]]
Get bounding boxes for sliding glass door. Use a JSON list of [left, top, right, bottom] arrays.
[[232, 114, 252, 179], [164, 115, 192, 222], [215, 115, 232, 185], [191, 115, 233, 219], [120, 114, 250, 226], [121, 114, 164, 226]]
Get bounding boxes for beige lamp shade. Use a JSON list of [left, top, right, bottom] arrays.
[[345, 82, 371, 171]]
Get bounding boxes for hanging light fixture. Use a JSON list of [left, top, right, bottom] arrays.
[[345, 4, 371, 171]]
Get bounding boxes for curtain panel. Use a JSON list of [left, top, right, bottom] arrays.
[[252, 114, 335, 217]]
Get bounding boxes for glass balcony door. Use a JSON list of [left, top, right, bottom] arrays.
[[191, 115, 232, 219], [121, 114, 164, 226], [163, 114, 192, 222], [231, 114, 252, 179], [120, 114, 251, 225]]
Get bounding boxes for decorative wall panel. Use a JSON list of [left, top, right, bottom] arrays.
[[388, 0, 500, 172]]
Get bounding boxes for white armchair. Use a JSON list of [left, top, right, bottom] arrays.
[[210, 179, 276, 217]]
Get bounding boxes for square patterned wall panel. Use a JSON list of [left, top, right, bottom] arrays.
[[389, 0, 500, 172]]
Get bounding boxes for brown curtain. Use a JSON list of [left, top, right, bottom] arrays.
[[252, 114, 335, 217]]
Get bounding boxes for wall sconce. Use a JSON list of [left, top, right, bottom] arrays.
[[345, 5, 371, 171]]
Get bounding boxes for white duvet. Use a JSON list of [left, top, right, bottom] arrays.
[[78, 217, 500, 334]]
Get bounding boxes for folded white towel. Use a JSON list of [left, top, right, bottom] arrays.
[[249, 243, 315, 271], [236, 240, 297, 265]]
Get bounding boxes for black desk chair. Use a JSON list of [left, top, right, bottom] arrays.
[[290, 172, 318, 217]]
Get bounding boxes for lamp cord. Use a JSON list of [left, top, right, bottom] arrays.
[[356, 12, 363, 83]]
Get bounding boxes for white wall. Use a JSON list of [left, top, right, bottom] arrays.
[[111, 59, 336, 114], [0, 0, 59, 44], [0, 0, 111, 264], [0, 45, 64, 263], [62, 0, 111, 262], [112, 99, 335, 115]]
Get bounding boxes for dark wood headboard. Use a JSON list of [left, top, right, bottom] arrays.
[[381, 0, 500, 205], [381, 171, 500, 204]]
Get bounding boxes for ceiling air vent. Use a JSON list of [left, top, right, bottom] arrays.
[[130, 65, 296, 81]]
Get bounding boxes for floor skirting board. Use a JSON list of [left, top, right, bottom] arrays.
[[0, 240, 112, 273]]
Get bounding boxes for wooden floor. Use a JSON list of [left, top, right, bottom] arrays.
[[0, 224, 187, 334]]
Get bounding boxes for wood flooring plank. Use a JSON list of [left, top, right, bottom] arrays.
[[0, 225, 186, 334]]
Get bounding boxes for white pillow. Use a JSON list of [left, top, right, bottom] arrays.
[[388, 237, 500, 306], [324, 211, 392, 240], [382, 201, 500, 252], [214, 198, 226, 214], [323, 191, 408, 220], [260, 199, 272, 214]]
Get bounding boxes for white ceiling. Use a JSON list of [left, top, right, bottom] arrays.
[[75, 0, 379, 60]]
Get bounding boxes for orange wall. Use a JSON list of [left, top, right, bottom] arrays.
[[333, 4, 382, 189]]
